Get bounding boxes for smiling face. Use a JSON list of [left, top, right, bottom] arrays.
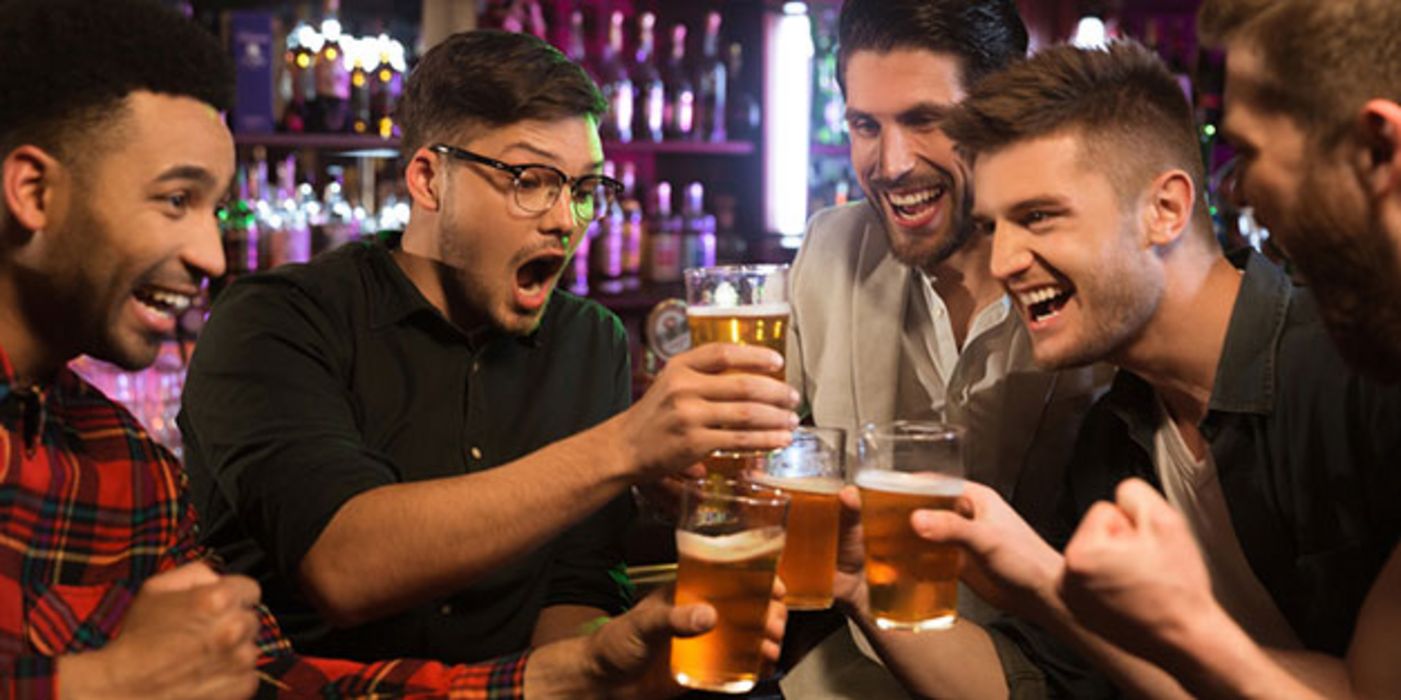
[[426, 116, 602, 336], [1223, 41, 1401, 379], [977, 133, 1163, 369], [844, 49, 972, 271], [27, 91, 233, 370]]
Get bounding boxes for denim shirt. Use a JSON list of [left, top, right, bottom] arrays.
[[1055, 250, 1401, 656]]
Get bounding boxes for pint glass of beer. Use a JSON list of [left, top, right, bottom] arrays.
[[752, 427, 846, 610], [684, 264, 791, 473], [672, 479, 790, 693], [855, 421, 966, 631]]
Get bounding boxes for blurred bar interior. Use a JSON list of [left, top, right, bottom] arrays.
[[78, 0, 1254, 457]]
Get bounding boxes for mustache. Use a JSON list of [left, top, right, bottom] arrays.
[[868, 163, 958, 193]]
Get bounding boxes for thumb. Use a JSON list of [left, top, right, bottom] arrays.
[[667, 603, 718, 639], [143, 561, 221, 593], [910, 508, 977, 548]]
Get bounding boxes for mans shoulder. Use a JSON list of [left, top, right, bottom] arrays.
[[796, 202, 877, 260]]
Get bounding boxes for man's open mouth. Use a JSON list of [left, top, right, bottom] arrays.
[[1018, 282, 1076, 324], [514, 251, 566, 296], [884, 183, 949, 227], [132, 285, 195, 318]]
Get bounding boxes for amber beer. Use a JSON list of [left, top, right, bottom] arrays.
[[856, 469, 963, 631], [672, 527, 787, 693], [686, 303, 790, 381], [752, 475, 843, 609]]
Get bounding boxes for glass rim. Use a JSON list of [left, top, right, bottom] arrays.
[[683, 263, 790, 279], [681, 478, 791, 508], [861, 420, 965, 443]]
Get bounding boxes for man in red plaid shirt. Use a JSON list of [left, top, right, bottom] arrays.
[[0, 1, 781, 697]]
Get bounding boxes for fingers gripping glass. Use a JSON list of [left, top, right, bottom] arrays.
[[430, 144, 623, 224]]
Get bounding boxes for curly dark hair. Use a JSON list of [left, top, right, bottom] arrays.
[[396, 29, 606, 157], [0, 0, 234, 163], [837, 0, 1028, 93]]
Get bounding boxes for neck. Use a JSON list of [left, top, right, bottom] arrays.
[[1115, 253, 1242, 427], [395, 223, 488, 334], [925, 234, 1004, 350], [0, 268, 68, 386]]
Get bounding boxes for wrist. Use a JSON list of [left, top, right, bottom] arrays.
[[582, 415, 640, 484], [57, 649, 126, 700]]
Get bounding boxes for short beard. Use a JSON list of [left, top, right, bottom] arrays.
[[873, 184, 975, 271], [1285, 171, 1401, 382]]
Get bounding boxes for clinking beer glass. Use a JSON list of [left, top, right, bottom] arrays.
[[856, 421, 966, 631], [671, 478, 790, 693], [752, 426, 846, 610], [683, 264, 791, 478]]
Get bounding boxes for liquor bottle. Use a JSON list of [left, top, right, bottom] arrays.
[[281, 8, 319, 133], [598, 11, 633, 142], [312, 169, 358, 254], [680, 181, 716, 271], [563, 221, 591, 296], [349, 38, 373, 134], [313, 0, 351, 132], [221, 165, 259, 277], [590, 161, 626, 294], [726, 42, 762, 141], [631, 12, 665, 143], [619, 161, 644, 290], [694, 11, 727, 142], [371, 35, 405, 139], [663, 23, 695, 140], [644, 181, 682, 284], [274, 154, 313, 264], [246, 148, 284, 270], [564, 9, 595, 82]]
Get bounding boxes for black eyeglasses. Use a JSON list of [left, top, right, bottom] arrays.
[[430, 143, 624, 224]]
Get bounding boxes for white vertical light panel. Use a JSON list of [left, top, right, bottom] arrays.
[[763, 2, 814, 236]]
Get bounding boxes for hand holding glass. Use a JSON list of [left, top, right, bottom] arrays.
[[671, 478, 789, 693], [856, 421, 966, 631]]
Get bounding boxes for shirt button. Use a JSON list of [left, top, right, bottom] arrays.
[[440, 604, 453, 615], [470, 446, 482, 460]]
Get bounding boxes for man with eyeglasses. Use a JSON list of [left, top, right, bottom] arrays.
[[178, 29, 800, 665]]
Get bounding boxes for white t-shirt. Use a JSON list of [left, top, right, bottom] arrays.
[[1153, 399, 1302, 649]]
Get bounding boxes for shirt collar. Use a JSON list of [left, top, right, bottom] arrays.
[[1206, 249, 1293, 416], [1102, 249, 1293, 447], [366, 238, 548, 350]]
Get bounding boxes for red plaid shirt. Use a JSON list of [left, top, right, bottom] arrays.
[[0, 348, 529, 699]]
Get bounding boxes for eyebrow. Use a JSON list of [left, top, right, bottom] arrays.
[[499, 142, 604, 174], [976, 195, 1070, 221], [154, 164, 218, 189]]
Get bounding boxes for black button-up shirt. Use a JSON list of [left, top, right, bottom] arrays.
[[179, 240, 635, 664], [991, 251, 1401, 697]]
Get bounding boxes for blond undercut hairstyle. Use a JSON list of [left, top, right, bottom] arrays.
[[1200, 0, 1401, 149], [941, 41, 1213, 240]]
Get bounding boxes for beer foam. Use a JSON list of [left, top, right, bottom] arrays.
[[855, 470, 964, 497], [677, 527, 786, 563], [686, 303, 792, 318], [752, 475, 844, 495]]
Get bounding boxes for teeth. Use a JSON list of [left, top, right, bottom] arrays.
[[887, 187, 943, 208], [135, 289, 193, 315], [1018, 285, 1064, 307]]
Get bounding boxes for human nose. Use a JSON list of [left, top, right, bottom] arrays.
[[989, 221, 1033, 282], [540, 184, 578, 237], [187, 209, 227, 280], [877, 127, 915, 183]]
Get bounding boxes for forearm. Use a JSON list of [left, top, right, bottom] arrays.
[[521, 635, 604, 699], [1038, 598, 1193, 700], [1155, 605, 1328, 699], [300, 421, 634, 626]]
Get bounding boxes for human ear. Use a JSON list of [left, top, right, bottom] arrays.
[[1143, 169, 1196, 247], [1, 145, 59, 236], [404, 146, 444, 213]]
